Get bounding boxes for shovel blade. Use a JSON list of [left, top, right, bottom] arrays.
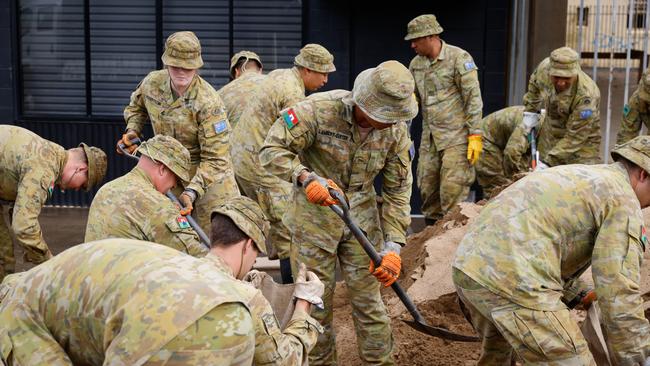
[[401, 319, 480, 342]]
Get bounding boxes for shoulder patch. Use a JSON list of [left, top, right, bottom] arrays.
[[464, 62, 477, 71], [47, 181, 54, 199], [283, 108, 299, 129], [642, 225, 648, 251], [213, 120, 228, 134], [579, 109, 593, 119], [409, 143, 416, 160], [623, 104, 631, 117], [176, 216, 191, 229]]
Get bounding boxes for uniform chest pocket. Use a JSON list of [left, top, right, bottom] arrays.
[[425, 68, 455, 105], [366, 150, 387, 178]]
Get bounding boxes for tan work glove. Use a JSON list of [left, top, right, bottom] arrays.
[[303, 172, 343, 206], [116, 130, 140, 155], [467, 134, 483, 165], [178, 189, 196, 216], [293, 263, 324, 309]]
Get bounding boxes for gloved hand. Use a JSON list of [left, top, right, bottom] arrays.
[[577, 289, 597, 310], [534, 161, 549, 172], [178, 189, 196, 216], [467, 134, 483, 165], [116, 130, 140, 155], [522, 111, 542, 134], [303, 172, 343, 206], [369, 248, 402, 287], [293, 263, 325, 309]]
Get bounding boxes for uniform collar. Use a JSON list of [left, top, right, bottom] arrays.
[[54, 149, 68, 187], [160, 71, 200, 104], [428, 39, 447, 64], [131, 166, 155, 186], [204, 252, 236, 278]]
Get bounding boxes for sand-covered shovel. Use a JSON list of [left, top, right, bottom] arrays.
[[118, 137, 211, 248], [327, 188, 479, 342]]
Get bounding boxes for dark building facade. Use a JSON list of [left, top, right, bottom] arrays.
[[0, 0, 511, 212]]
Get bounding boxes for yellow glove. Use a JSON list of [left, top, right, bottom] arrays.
[[467, 134, 482, 165]]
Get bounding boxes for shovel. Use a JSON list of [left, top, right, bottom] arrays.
[[118, 138, 211, 248], [327, 188, 479, 342]]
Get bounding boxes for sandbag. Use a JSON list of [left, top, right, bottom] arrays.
[[243, 270, 296, 330]]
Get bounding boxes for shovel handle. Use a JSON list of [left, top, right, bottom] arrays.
[[117, 138, 211, 249], [328, 188, 426, 324]]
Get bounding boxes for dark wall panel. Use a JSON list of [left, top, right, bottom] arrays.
[[0, 0, 15, 122]]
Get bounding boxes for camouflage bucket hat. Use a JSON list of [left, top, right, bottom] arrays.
[[404, 14, 443, 41], [611, 135, 650, 174], [549, 47, 580, 78], [162, 31, 204, 69], [352, 60, 418, 124], [639, 70, 650, 101], [212, 196, 269, 254], [79, 143, 107, 191], [294, 44, 336, 73], [230, 50, 263, 78], [136, 135, 191, 183]]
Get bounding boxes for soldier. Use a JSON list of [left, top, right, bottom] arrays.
[[405, 14, 484, 226], [118, 31, 239, 232], [260, 60, 417, 365], [0, 196, 324, 365], [475, 106, 534, 198], [209, 196, 324, 365], [453, 136, 650, 364], [85, 135, 207, 257], [523, 46, 601, 168], [0, 125, 106, 281], [217, 50, 266, 128], [617, 68, 650, 144], [231, 43, 335, 284]]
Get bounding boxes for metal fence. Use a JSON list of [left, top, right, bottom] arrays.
[[567, 0, 650, 70]]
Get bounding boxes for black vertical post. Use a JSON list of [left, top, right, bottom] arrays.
[[156, 0, 163, 70], [229, 0, 234, 59], [84, 0, 92, 117], [301, 0, 308, 45], [12, 0, 22, 120]]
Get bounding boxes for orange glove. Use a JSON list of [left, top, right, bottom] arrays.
[[303, 173, 343, 206], [178, 190, 196, 216], [369, 252, 401, 287], [116, 130, 140, 155]]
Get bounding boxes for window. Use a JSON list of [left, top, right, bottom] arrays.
[[18, 0, 302, 119]]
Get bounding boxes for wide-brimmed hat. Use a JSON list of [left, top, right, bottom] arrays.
[[136, 135, 191, 184], [404, 14, 443, 41], [162, 31, 203, 69], [212, 196, 269, 254], [79, 143, 107, 191], [294, 44, 336, 73]]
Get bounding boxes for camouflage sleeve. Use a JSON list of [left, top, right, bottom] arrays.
[[522, 67, 544, 113], [186, 94, 237, 198], [616, 92, 645, 145], [455, 54, 483, 135], [259, 106, 317, 185], [250, 291, 321, 365], [591, 211, 650, 363], [124, 78, 149, 134], [380, 126, 413, 244], [145, 200, 207, 257], [503, 125, 530, 175], [11, 169, 52, 263], [408, 60, 421, 105], [543, 96, 600, 166]]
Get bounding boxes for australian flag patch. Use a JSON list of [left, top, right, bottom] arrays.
[[213, 120, 228, 134], [464, 62, 476, 71], [579, 109, 593, 119]]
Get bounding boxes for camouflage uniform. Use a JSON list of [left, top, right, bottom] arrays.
[[259, 61, 417, 365], [476, 106, 530, 197], [85, 135, 208, 257], [217, 50, 266, 128], [617, 67, 650, 144], [405, 14, 483, 221], [0, 239, 256, 365], [453, 136, 650, 364], [123, 31, 239, 231], [0, 125, 106, 280], [523, 47, 601, 166], [231, 44, 335, 260]]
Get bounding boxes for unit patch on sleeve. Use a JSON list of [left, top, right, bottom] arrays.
[[176, 216, 191, 229], [464, 62, 476, 71], [283, 108, 299, 129], [213, 120, 228, 134], [623, 104, 631, 117], [579, 109, 593, 119]]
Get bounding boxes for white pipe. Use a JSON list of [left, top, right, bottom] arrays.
[[624, 0, 633, 103], [593, 0, 602, 78], [605, 0, 618, 163]]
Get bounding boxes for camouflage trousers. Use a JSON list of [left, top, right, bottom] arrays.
[[417, 140, 475, 220], [0, 205, 14, 283], [452, 269, 595, 365], [236, 173, 292, 260], [475, 140, 514, 199], [0, 302, 255, 366], [291, 234, 394, 365]]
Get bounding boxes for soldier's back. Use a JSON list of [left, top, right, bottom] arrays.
[[217, 72, 267, 128]]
